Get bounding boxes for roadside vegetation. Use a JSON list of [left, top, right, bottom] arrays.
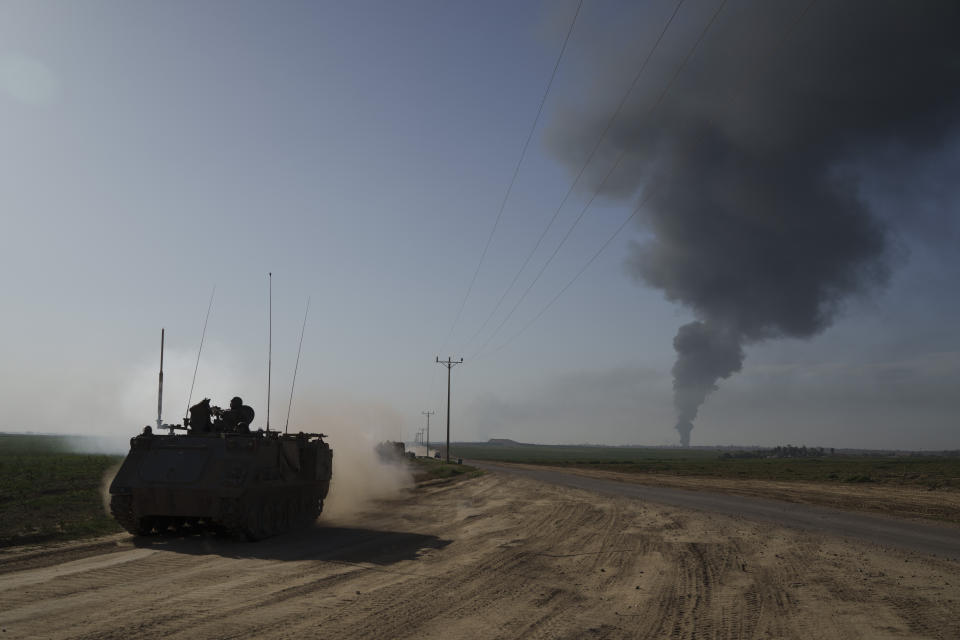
[[408, 456, 482, 484], [454, 443, 960, 489], [0, 434, 123, 547], [3, 432, 955, 548]]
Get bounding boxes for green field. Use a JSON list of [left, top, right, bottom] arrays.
[[3, 433, 957, 548], [0, 433, 482, 547], [409, 457, 481, 482], [0, 434, 123, 546], [452, 443, 960, 488]]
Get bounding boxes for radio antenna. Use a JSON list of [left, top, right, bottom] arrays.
[[157, 328, 165, 432], [266, 272, 272, 432], [185, 285, 216, 420], [285, 297, 310, 434]]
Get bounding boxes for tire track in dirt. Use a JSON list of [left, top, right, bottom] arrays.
[[476, 462, 960, 559]]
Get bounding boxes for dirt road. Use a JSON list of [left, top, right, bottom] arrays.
[[474, 462, 960, 558], [2, 470, 959, 639]]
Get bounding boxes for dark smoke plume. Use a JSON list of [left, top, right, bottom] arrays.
[[547, 1, 960, 445], [672, 321, 743, 446]]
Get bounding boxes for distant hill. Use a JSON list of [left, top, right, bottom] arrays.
[[486, 438, 524, 446]]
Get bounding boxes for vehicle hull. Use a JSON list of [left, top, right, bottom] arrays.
[[109, 431, 332, 540]]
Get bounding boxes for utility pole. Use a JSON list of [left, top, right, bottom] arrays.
[[422, 410, 435, 458], [435, 356, 463, 463]]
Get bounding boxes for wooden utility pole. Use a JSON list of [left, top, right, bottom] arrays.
[[435, 357, 463, 463], [422, 410, 435, 458]]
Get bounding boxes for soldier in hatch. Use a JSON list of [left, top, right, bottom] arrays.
[[188, 398, 213, 433], [221, 396, 255, 433]]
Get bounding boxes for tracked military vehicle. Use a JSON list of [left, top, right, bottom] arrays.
[[113, 291, 329, 541], [109, 399, 332, 540]]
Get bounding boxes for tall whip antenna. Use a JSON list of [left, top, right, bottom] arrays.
[[157, 328, 165, 431], [185, 285, 216, 419], [266, 272, 272, 432], [285, 297, 310, 434]]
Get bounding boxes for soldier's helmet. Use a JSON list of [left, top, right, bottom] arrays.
[[239, 405, 255, 428], [230, 396, 243, 411]]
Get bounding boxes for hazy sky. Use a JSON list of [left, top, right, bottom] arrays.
[[2, 0, 958, 450]]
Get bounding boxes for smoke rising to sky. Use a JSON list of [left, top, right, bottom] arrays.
[[1, 1, 959, 451], [547, 1, 960, 445], [671, 322, 743, 447]]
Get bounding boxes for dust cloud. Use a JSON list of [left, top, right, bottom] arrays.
[[100, 461, 121, 516], [292, 396, 413, 521]]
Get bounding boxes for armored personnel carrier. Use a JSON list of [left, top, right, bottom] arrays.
[[109, 398, 333, 540]]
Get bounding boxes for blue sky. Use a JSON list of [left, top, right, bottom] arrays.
[[1, 0, 957, 450]]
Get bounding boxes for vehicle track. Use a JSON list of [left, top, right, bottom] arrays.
[[1, 470, 958, 639]]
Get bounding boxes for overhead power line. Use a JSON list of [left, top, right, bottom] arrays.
[[473, 0, 731, 359], [480, 186, 659, 359], [463, 0, 686, 355], [435, 0, 585, 356], [477, 0, 823, 360], [424, 0, 584, 423]]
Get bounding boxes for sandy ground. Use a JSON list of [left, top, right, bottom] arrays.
[[1, 471, 959, 640], [512, 465, 960, 524]]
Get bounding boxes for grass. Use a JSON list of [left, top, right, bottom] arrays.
[[2, 433, 956, 547], [409, 456, 482, 483], [453, 443, 960, 488], [0, 434, 123, 547]]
